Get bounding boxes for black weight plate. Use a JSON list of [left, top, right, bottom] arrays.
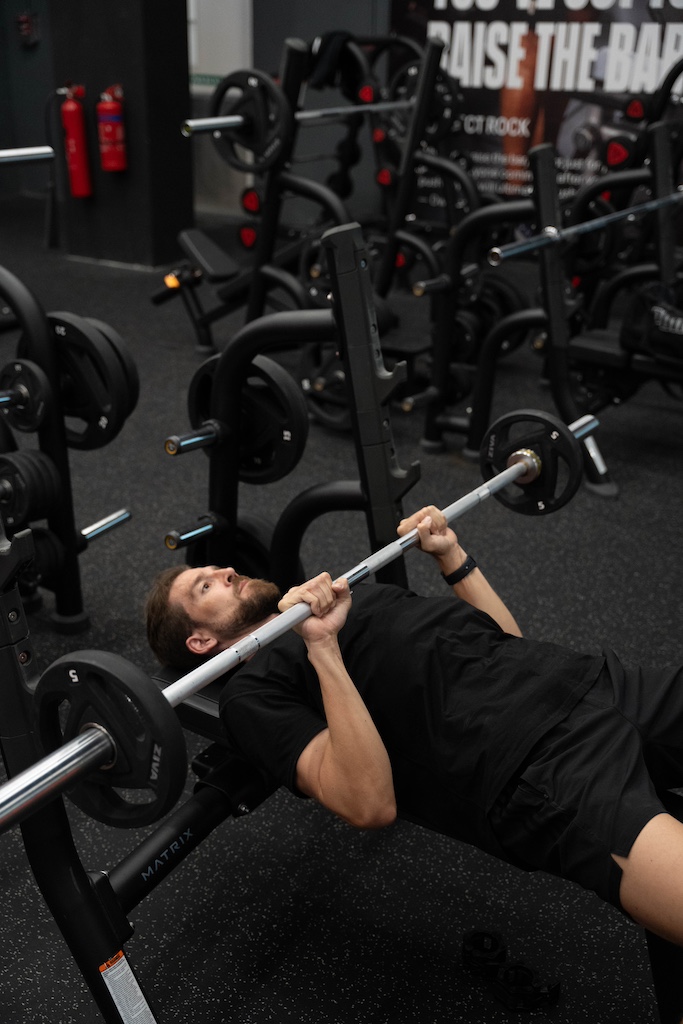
[[188, 354, 309, 484], [238, 357, 309, 483], [85, 317, 140, 417], [209, 68, 294, 173], [0, 449, 62, 527], [18, 311, 130, 450], [187, 353, 219, 428], [480, 409, 583, 516], [34, 650, 187, 829], [0, 416, 17, 453], [0, 358, 51, 432], [478, 271, 529, 357]]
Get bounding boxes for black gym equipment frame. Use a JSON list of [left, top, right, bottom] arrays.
[[3, 227, 683, 1021], [526, 122, 683, 496], [155, 35, 451, 356], [164, 222, 420, 592]]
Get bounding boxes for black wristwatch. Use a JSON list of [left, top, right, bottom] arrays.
[[442, 555, 477, 586]]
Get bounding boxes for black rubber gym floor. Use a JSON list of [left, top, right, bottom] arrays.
[[1, 195, 682, 1023]]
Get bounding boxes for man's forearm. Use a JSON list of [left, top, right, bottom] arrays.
[[437, 546, 522, 637]]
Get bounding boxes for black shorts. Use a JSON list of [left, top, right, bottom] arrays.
[[487, 653, 683, 911]]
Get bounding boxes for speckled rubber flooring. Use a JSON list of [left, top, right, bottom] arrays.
[[1, 196, 681, 1022]]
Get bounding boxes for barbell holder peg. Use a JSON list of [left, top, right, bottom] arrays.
[[180, 97, 417, 138], [164, 420, 225, 456], [80, 509, 131, 543], [0, 726, 114, 834], [161, 411, 598, 709], [488, 187, 683, 266], [164, 513, 226, 552]]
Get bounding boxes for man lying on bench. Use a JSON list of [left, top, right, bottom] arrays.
[[145, 505, 683, 963]]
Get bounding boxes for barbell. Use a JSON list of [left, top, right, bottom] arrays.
[[488, 187, 683, 266], [0, 146, 54, 164], [180, 66, 452, 173], [0, 408, 595, 833]]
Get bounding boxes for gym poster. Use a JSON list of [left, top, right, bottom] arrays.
[[390, 0, 683, 197]]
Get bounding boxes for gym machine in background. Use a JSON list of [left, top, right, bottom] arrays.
[[153, 35, 453, 357], [11, 223, 680, 1024]]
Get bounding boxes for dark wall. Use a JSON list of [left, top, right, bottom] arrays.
[[45, 0, 194, 266], [253, 0, 390, 75], [0, 1, 54, 197]]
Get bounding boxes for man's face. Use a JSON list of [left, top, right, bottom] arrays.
[[169, 566, 281, 647]]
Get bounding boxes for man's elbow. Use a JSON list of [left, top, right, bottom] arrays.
[[347, 796, 397, 830]]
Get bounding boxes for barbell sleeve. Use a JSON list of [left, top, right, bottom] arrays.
[[162, 414, 598, 709], [180, 97, 416, 138], [488, 187, 683, 266], [0, 726, 114, 834]]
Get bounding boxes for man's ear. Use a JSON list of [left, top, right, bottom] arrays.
[[186, 631, 219, 657]]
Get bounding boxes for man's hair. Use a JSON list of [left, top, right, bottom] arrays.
[[145, 565, 202, 670]]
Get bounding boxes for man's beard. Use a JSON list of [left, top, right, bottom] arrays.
[[216, 576, 281, 644]]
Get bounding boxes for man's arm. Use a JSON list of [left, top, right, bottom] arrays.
[[280, 573, 397, 830], [397, 506, 523, 637]]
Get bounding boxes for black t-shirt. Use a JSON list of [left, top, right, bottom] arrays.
[[218, 584, 604, 843]]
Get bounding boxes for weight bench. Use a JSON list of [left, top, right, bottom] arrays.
[[569, 327, 683, 382], [154, 662, 227, 744], [178, 228, 240, 283]]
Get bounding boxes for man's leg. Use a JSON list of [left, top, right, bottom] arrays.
[[615, 815, 683, 1024], [614, 812, 683, 944]]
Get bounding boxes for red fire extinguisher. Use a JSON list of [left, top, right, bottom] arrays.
[[96, 84, 128, 172], [60, 84, 93, 198]]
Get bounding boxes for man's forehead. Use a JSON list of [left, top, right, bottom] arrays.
[[170, 565, 209, 603]]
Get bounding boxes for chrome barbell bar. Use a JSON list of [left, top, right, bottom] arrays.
[[181, 97, 416, 138], [0, 727, 114, 833], [488, 186, 683, 266], [0, 146, 54, 164]]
